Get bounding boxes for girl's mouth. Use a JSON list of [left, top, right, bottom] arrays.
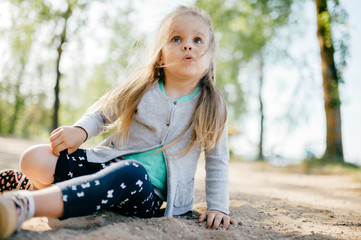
[[183, 54, 194, 62]]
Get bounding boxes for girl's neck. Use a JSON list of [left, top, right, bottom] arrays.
[[163, 77, 198, 99]]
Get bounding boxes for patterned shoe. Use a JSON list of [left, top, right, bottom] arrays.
[[0, 169, 33, 193], [0, 191, 33, 239]]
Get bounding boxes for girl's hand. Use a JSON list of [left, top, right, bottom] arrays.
[[49, 126, 87, 156], [199, 210, 238, 230]]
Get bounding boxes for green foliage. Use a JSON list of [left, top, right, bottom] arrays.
[[0, 0, 136, 138], [0, 97, 51, 138], [317, 0, 349, 82], [196, 0, 294, 121], [1, 1, 50, 136], [329, 0, 349, 74]]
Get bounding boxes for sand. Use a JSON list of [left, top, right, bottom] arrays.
[[0, 136, 360, 240]]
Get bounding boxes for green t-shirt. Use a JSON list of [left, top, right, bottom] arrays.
[[124, 81, 200, 194]]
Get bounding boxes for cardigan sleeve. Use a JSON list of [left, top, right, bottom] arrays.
[[204, 121, 230, 215], [73, 110, 109, 140]]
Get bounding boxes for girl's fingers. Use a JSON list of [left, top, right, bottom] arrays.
[[199, 213, 207, 223], [49, 129, 62, 142], [212, 214, 223, 230], [199, 211, 237, 230], [222, 216, 230, 230], [52, 142, 68, 156], [50, 135, 64, 150], [50, 127, 62, 136], [230, 218, 238, 228], [206, 212, 216, 229]]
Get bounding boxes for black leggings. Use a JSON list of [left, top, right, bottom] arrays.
[[55, 159, 163, 219]]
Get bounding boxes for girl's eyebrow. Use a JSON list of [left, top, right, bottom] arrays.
[[169, 31, 206, 38], [194, 31, 206, 38]]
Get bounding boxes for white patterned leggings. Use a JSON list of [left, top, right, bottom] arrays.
[[55, 159, 164, 219]]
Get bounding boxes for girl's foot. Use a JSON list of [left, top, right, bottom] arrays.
[[0, 169, 33, 193], [0, 191, 34, 239]]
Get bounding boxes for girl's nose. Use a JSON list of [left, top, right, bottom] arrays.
[[182, 45, 192, 51]]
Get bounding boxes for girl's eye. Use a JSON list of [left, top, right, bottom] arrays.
[[194, 37, 202, 44], [172, 36, 181, 43]]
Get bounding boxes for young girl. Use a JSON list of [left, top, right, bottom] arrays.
[[0, 5, 237, 238]]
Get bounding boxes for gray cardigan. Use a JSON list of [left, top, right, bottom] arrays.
[[73, 83, 230, 216]]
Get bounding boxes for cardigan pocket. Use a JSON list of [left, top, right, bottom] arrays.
[[174, 178, 194, 208]]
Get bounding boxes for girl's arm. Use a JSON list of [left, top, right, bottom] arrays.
[[72, 110, 110, 140], [50, 110, 109, 156], [49, 126, 87, 156], [199, 121, 237, 229]]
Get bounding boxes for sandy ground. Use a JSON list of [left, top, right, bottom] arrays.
[[0, 136, 360, 240]]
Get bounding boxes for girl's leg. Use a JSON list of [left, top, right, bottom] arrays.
[[20, 144, 58, 189], [0, 187, 64, 239], [0, 159, 162, 239], [22, 159, 160, 219], [56, 159, 160, 219], [32, 186, 64, 218]]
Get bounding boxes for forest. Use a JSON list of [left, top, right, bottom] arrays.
[[1, 1, 361, 239], [0, 0, 358, 166]]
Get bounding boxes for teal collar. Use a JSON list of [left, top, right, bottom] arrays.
[[158, 81, 200, 102]]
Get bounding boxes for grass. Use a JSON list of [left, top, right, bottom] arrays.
[[288, 157, 361, 182], [230, 154, 361, 183]]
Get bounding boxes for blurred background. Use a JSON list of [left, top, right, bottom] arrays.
[[0, 0, 359, 167]]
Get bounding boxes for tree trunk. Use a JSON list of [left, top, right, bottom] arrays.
[[258, 53, 265, 161], [52, 6, 71, 130], [315, 0, 344, 162]]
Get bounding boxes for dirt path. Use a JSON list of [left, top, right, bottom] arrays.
[[1, 136, 360, 240]]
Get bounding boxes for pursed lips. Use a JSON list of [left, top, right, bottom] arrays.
[[183, 54, 194, 62]]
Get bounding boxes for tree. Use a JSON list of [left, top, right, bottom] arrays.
[[1, 0, 138, 137], [314, 0, 345, 162], [257, 51, 265, 160], [0, 0, 50, 135], [52, 1, 72, 130], [196, 0, 294, 159], [52, 0, 96, 130]]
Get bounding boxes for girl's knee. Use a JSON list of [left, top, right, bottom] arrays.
[[20, 144, 59, 189], [20, 144, 56, 176], [21, 145, 46, 169]]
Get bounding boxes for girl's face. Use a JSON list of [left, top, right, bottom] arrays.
[[161, 14, 211, 82]]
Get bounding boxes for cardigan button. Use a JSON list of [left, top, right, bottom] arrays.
[[173, 101, 177, 105], [166, 123, 170, 127]]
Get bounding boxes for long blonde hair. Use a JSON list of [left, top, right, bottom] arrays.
[[92, 5, 227, 154]]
